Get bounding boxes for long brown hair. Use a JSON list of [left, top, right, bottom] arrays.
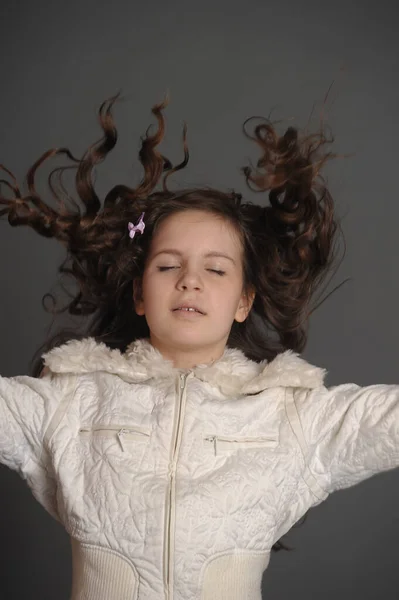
[[0, 92, 345, 552]]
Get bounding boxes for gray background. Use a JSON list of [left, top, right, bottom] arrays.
[[1, 0, 399, 598]]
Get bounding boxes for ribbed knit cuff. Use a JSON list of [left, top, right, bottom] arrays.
[[70, 538, 139, 600]]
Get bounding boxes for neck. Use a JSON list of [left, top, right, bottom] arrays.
[[149, 336, 226, 369]]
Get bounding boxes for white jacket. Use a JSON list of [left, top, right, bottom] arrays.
[[1, 337, 399, 600]]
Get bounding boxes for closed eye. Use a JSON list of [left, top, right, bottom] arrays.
[[157, 266, 225, 276]]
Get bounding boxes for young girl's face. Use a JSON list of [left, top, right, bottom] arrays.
[[134, 209, 254, 366]]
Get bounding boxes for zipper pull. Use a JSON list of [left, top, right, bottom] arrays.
[[205, 436, 217, 456], [180, 374, 186, 389], [117, 429, 126, 452]]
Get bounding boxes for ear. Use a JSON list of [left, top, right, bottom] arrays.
[[234, 287, 255, 323], [133, 278, 145, 316]]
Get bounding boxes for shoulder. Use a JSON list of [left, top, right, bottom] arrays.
[[242, 350, 327, 395]]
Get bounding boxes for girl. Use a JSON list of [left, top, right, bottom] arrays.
[[1, 93, 398, 600]]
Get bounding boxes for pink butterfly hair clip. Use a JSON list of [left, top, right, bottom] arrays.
[[127, 212, 145, 240]]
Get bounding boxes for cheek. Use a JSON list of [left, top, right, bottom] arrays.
[[213, 284, 241, 312], [142, 274, 168, 308], [142, 272, 158, 295]]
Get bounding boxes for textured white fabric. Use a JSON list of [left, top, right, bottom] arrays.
[[70, 539, 139, 600], [1, 337, 399, 599], [199, 552, 271, 600]]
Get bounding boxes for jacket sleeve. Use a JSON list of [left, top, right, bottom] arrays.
[[0, 371, 77, 519], [288, 383, 399, 495]]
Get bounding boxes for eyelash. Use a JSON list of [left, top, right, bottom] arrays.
[[158, 266, 225, 276]]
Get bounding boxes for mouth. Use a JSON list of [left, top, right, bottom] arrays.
[[172, 306, 205, 315]]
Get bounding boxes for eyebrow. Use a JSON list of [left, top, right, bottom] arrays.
[[151, 249, 236, 265]]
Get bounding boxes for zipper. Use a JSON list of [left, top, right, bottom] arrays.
[[204, 434, 278, 456], [163, 372, 189, 600], [79, 425, 150, 452]]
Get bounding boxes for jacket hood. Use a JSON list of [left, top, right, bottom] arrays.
[[42, 337, 326, 396]]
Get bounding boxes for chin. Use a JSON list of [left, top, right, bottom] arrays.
[[166, 335, 213, 349]]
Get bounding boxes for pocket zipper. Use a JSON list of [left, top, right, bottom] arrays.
[[79, 425, 150, 452], [204, 434, 277, 456]]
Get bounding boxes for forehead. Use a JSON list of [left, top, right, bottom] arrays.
[[150, 210, 242, 254]]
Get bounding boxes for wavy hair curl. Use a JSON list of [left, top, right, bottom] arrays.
[[1, 92, 345, 552]]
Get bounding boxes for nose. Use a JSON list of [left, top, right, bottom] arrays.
[[176, 266, 202, 291]]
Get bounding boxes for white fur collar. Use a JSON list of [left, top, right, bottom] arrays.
[[43, 337, 326, 396]]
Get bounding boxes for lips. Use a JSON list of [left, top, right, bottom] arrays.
[[172, 304, 205, 315]]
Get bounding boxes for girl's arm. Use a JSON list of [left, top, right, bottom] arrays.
[[0, 374, 75, 483], [287, 383, 399, 495]]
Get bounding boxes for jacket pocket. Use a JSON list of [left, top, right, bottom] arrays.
[[79, 424, 151, 453], [203, 433, 278, 456]]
